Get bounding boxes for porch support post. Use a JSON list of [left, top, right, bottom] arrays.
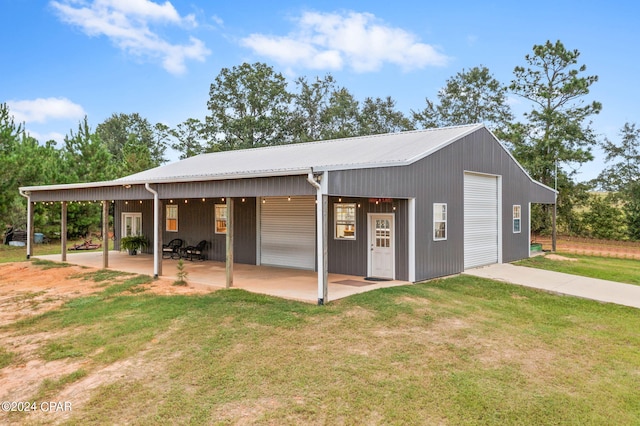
[[156, 200, 163, 277], [308, 170, 328, 305], [226, 197, 234, 288], [318, 193, 328, 303], [408, 198, 416, 282], [61, 201, 67, 262], [18, 190, 32, 258], [145, 183, 161, 278], [102, 201, 109, 268], [26, 197, 33, 259]]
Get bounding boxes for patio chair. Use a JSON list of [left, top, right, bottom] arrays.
[[184, 240, 207, 261], [162, 238, 183, 259]]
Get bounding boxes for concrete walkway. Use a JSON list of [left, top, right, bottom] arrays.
[[464, 263, 640, 309]]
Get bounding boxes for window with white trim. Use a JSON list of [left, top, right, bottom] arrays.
[[513, 205, 522, 233], [215, 204, 227, 234], [166, 204, 178, 232], [433, 203, 447, 241], [334, 203, 356, 239]]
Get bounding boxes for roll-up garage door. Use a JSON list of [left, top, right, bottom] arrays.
[[260, 197, 316, 270], [464, 173, 499, 269]]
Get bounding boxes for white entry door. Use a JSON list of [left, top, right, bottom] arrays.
[[121, 212, 142, 237], [368, 214, 395, 279]]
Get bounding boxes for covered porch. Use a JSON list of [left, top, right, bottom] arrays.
[[34, 251, 411, 303]]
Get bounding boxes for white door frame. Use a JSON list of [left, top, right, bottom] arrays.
[[121, 212, 142, 237], [367, 213, 395, 279]]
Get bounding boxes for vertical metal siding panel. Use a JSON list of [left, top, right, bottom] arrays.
[[234, 198, 256, 264], [157, 176, 315, 199], [394, 199, 409, 281], [328, 197, 365, 276]]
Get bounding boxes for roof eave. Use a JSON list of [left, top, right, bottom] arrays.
[[20, 168, 313, 193]]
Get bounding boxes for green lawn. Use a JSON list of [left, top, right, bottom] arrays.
[[515, 253, 640, 285], [0, 238, 112, 263], [1, 265, 639, 425]]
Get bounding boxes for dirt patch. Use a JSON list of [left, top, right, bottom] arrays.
[[534, 236, 640, 259], [0, 261, 213, 424], [0, 262, 212, 328]]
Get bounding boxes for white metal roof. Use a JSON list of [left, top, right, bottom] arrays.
[[117, 124, 483, 183]]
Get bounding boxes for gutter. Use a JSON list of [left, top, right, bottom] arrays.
[[307, 170, 326, 306], [144, 183, 160, 278], [18, 189, 32, 259]]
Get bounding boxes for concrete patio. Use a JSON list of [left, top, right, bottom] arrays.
[[35, 251, 411, 303]]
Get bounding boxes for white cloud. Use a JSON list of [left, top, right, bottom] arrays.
[[7, 97, 86, 124], [27, 130, 66, 145], [241, 11, 449, 73], [50, 0, 210, 74]]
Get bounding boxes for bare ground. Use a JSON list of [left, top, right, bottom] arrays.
[[0, 261, 211, 425], [534, 235, 640, 259]]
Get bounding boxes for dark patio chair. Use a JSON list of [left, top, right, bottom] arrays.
[[184, 240, 207, 261], [162, 238, 183, 259]]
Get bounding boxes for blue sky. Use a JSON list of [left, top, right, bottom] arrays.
[[2, 0, 638, 181]]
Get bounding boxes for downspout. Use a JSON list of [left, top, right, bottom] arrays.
[[144, 183, 160, 278], [307, 171, 326, 305], [18, 189, 32, 259]]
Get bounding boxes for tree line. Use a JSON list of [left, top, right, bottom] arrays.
[[1, 40, 638, 240]]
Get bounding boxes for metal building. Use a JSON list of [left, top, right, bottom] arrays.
[[19, 124, 556, 304]]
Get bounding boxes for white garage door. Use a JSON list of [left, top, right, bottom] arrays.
[[260, 197, 316, 270], [464, 173, 499, 269]]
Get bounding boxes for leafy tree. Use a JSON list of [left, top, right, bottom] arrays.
[[120, 134, 156, 176], [625, 182, 640, 240], [291, 74, 336, 142], [205, 62, 293, 150], [96, 113, 167, 174], [0, 103, 24, 221], [359, 96, 414, 135], [412, 66, 513, 136], [63, 117, 115, 183], [8, 135, 63, 232], [321, 87, 360, 140], [508, 40, 601, 188], [170, 118, 206, 159], [580, 194, 626, 240], [507, 40, 602, 240], [62, 117, 114, 237], [597, 122, 640, 194]]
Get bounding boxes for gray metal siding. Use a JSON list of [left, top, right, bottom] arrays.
[[328, 127, 554, 281], [115, 197, 257, 264], [157, 176, 315, 199], [327, 197, 408, 281], [114, 200, 154, 253]]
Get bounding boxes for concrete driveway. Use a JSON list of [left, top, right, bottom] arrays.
[[464, 263, 640, 309]]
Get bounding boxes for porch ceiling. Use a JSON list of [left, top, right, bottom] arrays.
[[34, 251, 410, 304]]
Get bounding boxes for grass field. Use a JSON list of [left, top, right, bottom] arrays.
[[1, 260, 639, 425], [515, 253, 640, 286], [0, 238, 111, 263]]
